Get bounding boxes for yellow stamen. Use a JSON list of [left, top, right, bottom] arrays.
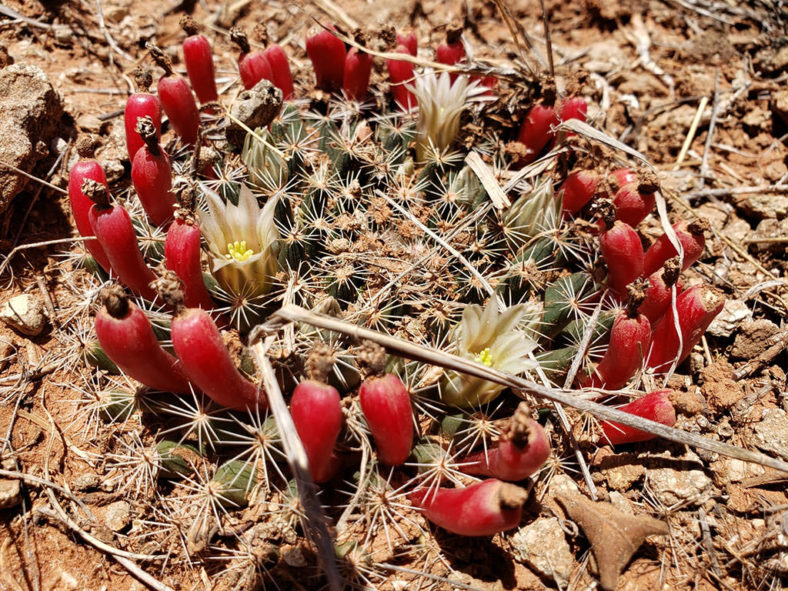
[[224, 240, 254, 262], [475, 347, 493, 367]]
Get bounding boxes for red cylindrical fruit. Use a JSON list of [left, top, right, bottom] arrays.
[[239, 49, 274, 90], [131, 117, 175, 227], [396, 32, 417, 56], [410, 479, 527, 536], [638, 260, 682, 324], [600, 220, 644, 296], [343, 47, 373, 101], [124, 94, 161, 161], [264, 45, 295, 99], [461, 403, 550, 481], [516, 103, 559, 164], [558, 97, 587, 124], [582, 308, 651, 390], [164, 217, 215, 310], [436, 40, 465, 66], [171, 307, 265, 410], [305, 25, 346, 92], [613, 182, 656, 227], [646, 284, 724, 371], [86, 183, 157, 300], [95, 287, 192, 393], [601, 390, 677, 445], [359, 373, 413, 466], [643, 220, 707, 278], [387, 46, 416, 110], [181, 17, 218, 104], [157, 76, 200, 145], [290, 380, 343, 483], [68, 146, 112, 272], [560, 170, 599, 215]]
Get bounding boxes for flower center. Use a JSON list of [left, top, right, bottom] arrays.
[[225, 240, 254, 262], [475, 347, 493, 367]]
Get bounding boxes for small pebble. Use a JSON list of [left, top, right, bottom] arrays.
[[0, 294, 48, 336], [104, 500, 131, 532]]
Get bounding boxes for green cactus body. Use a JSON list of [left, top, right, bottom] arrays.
[[542, 272, 598, 338], [156, 440, 202, 478], [211, 460, 258, 507], [85, 340, 120, 373]]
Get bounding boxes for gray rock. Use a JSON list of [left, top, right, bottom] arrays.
[[0, 294, 47, 336], [753, 409, 788, 461], [104, 500, 131, 532], [511, 517, 574, 587], [226, 79, 283, 148], [72, 473, 101, 491], [707, 298, 751, 338], [0, 64, 63, 213], [645, 451, 713, 507]]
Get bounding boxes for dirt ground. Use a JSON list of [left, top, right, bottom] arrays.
[[1, 0, 787, 590]]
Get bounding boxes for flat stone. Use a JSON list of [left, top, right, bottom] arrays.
[[0, 477, 21, 509], [644, 451, 713, 507], [0, 294, 47, 336], [707, 298, 751, 338], [511, 517, 574, 587], [0, 64, 63, 213], [104, 500, 131, 532], [72, 473, 100, 491], [753, 409, 788, 461]]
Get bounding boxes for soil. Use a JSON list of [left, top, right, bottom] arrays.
[[1, 0, 788, 590]]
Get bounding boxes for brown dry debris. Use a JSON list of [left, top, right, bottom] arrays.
[[556, 490, 669, 591]]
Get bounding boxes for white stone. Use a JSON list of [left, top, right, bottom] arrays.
[[706, 298, 751, 337], [511, 517, 574, 587], [0, 294, 47, 336]]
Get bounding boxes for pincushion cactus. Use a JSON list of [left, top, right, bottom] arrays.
[[61, 21, 726, 589]]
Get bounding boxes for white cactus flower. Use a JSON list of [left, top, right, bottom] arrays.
[[198, 183, 279, 297], [441, 299, 540, 408], [409, 69, 492, 162]]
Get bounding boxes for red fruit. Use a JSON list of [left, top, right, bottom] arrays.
[[68, 142, 112, 272], [646, 284, 724, 371], [600, 220, 644, 296], [610, 168, 637, 190], [264, 45, 295, 99], [95, 286, 191, 393], [643, 220, 707, 278], [343, 47, 373, 101], [410, 479, 527, 536], [396, 32, 418, 56], [558, 97, 587, 124], [131, 117, 175, 227], [171, 307, 265, 410], [306, 25, 346, 92], [612, 181, 656, 227], [516, 104, 559, 164], [638, 259, 682, 324], [290, 380, 343, 483], [164, 214, 215, 310], [436, 41, 465, 66], [157, 76, 200, 145], [387, 45, 416, 110], [359, 373, 413, 466], [582, 306, 651, 390], [239, 49, 274, 90], [124, 93, 161, 161], [85, 182, 156, 300], [461, 403, 551, 481], [181, 17, 218, 104], [601, 390, 677, 445], [560, 170, 599, 215]]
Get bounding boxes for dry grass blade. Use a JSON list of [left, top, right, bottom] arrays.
[[465, 151, 511, 209], [251, 339, 341, 591], [268, 305, 788, 474]]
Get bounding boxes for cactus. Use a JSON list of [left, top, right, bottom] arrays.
[[59, 26, 728, 587]]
